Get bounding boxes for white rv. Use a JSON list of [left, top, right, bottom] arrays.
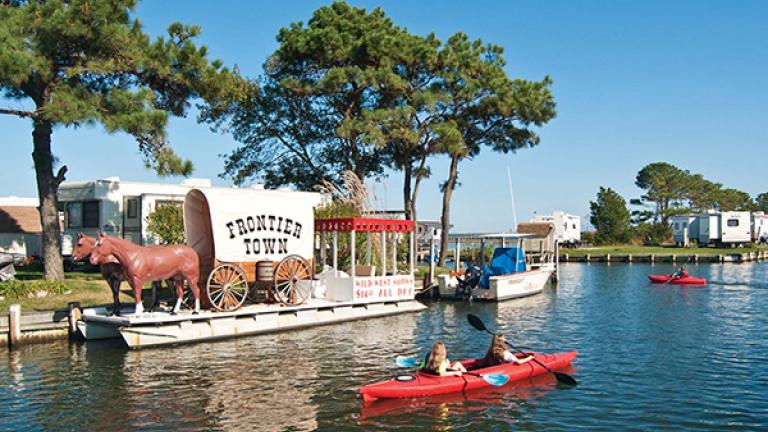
[[58, 177, 212, 245], [670, 215, 699, 246], [753, 212, 768, 244], [697, 211, 751, 247], [531, 211, 581, 246]]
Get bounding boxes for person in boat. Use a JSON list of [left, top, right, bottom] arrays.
[[423, 341, 467, 376], [483, 334, 534, 367], [673, 267, 689, 279]]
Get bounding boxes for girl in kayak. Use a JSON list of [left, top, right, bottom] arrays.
[[673, 267, 689, 279], [424, 341, 467, 376], [483, 334, 534, 366]]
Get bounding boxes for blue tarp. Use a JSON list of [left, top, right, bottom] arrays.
[[479, 247, 526, 289]]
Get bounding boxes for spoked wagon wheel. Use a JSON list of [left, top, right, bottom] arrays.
[[273, 255, 312, 305], [207, 263, 249, 311]]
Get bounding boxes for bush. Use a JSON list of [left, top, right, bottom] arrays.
[[0, 279, 68, 299], [146, 205, 186, 245], [634, 223, 672, 246]]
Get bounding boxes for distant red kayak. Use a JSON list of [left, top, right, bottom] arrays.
[[648, 274, 707, 285], [359, 351, 577, 404]]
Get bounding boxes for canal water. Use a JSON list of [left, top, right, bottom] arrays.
[[2, 262, 767, 431]]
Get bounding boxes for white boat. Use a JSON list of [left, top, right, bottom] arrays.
[[438, 230, 557, 302]]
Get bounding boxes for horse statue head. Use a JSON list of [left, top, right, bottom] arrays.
[[89, 233, 114, 266], [72, 232, 96, 262]]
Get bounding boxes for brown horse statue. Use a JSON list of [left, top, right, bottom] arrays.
[[89, 233, 201, 315], [72, 233, 169, 316]]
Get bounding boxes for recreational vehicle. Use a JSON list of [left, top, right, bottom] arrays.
[[670, 215, 699, 246], [697, 211, 751, 247], [753, 212, 768, 244], [531, 211, 580, 246], [58, 177, 211, 246]]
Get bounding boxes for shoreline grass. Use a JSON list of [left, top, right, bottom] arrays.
[[560, 245, 768, 257]]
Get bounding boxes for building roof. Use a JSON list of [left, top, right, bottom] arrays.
[[0, 206, 41, 233], [516, 222, 554, 238]]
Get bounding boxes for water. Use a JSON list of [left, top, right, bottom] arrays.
[[2, 262, 767, 431]]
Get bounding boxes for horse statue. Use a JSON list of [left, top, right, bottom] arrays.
[[72, 233, 169, 316], [89, 233, 201, 315]]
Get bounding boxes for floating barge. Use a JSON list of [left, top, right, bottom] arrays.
[[78, 299, 426, 349]]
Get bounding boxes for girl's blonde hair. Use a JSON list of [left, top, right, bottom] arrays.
[[425, 341, 447, 372], [484, 334, 507, 366]]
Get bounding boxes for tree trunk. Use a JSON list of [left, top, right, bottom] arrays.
[[403, 164, 413, 220], [438, 153, 460, 267], [32, 119, 65, 280]]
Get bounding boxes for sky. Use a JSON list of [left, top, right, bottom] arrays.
[[1, 0, 766, 232]]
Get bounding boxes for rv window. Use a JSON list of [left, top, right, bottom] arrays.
[[674, 223, 679, 229], [572, 224, 576, 229], [83, 201, 99, 228], [683, 222, 687, 228], [727, 219, 739, 227], [66, 202, 82, 228], [127, 199, 138, 219]]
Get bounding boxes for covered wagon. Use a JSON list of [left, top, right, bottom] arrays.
[[184, 187, 322, 311]]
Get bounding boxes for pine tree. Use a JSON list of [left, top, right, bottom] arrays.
[[0, 0, 241, 279]]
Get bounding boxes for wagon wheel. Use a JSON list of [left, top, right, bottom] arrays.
[[207, 263, 248, 311], [273, 255, 312, 305]]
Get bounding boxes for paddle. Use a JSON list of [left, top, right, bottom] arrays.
[[394, 356, 510, 386], [466, 314, 578, 386]]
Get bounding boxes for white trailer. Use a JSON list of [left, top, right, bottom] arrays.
[[753, 212, 768, 244], [531, 211, 580, 246], [58, 177, 211, 246], [697, 211, 751, 247], [670, 215, 699, 246]]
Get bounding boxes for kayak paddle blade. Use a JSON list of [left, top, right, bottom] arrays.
[[467, 314, 488, 332], [554, 371, 578, 386], [395, 356, 419, 368], [481, 373, 510, 387]]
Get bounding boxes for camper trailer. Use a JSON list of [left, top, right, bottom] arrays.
[[531, 211, 580, 246], [670, 215, 699, 246], [753, 212, 768, 244], [58, 177, 212, 246], [697, 211, 751, 247]]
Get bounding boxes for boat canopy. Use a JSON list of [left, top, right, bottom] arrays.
[[479, 247, 526, 288]]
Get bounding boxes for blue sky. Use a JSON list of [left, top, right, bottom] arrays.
[[1, 0, 766, 232]]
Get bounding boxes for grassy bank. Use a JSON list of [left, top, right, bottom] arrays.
[[0, 279, 136, 311], [561, 245, 768, 257]]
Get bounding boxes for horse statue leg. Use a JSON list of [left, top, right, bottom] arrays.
[[171, 278, 184, 315], [108, 276, 122, 317], [129, 276, 145, 316], [189, 274, 201, 314]]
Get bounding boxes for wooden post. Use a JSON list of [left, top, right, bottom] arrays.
[[455, 238, 461, 272], [627, 254, 633, 263], [9, 304, 21, 347], [392, 233, 398, 275], [650, 254, 655, 263], [605, 254, 611, 262], [68, 302, 82, 338]]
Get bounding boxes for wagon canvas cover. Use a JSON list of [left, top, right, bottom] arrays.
[[184, 188, 322, 264]]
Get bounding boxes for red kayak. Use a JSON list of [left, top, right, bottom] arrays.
[[648, 274, 707, 285], [359, 351, 577, 404]]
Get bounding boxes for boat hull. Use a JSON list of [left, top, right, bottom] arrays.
[[359, 351, 577, 404], [648, 274, 707, 285], [438, 268, 553, 301]]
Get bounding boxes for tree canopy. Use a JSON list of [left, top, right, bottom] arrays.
[[590, 186, 632, 245], [0, 0, 241, 279]]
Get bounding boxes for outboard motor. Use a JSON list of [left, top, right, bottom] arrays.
[[456, 265, 482, 301]]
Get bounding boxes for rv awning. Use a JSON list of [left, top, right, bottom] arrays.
[[184, 188, 321, 263]]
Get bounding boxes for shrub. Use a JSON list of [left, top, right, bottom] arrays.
[[0, 279, 68, 299]]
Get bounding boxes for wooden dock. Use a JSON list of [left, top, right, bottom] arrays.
[[559, 250, 768, 263]]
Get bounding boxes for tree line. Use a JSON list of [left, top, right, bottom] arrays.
[[1, 0, 556, 279], [590, 162, 768, 245]]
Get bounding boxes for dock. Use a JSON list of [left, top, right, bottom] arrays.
[[559, 250, 768, 263], [78, 298, 426, 349]]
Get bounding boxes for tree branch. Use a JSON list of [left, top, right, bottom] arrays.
[[54, 166, 68, 186], [0, 107, 36, 118]]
